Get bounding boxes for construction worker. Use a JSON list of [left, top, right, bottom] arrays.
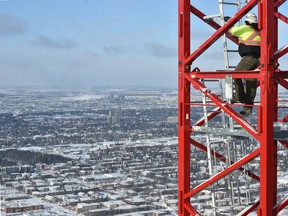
[[228, 13, 260, 116]]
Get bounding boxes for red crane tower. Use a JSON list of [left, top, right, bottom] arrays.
[[178, 0, 288, 215]]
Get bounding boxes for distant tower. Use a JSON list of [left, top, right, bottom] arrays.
[[178, 0, 288, 215], [107, 109, 122, 124]]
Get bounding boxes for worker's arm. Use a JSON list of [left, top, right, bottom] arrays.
[[228, 25, 247, 37]]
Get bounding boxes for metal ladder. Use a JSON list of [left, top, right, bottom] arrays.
[[201, 0, 249, 215]]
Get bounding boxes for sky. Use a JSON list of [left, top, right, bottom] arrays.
[[0, 0, 287, 88]]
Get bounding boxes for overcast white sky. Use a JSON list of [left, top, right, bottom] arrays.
[[0, 0, 286, 88]]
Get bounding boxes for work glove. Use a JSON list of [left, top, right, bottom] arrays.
[[224, 16, 231, 22]]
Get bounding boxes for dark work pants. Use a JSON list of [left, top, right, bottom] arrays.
[[234, 55, 260, 112]]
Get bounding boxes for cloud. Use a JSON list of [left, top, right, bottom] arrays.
[[105, 29, 156, 40], [31, 35, 78, 49], [103, 45, 133, 55], [84, 50, 99, 57], [102, 42, 177, 58], [0, 12, 27, 36], [0, 51, 178, 87], [145, 42, 177, 58]]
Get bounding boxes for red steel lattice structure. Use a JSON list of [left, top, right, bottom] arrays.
[[178, 0, 288, 215]]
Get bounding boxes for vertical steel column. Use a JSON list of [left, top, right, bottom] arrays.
[[178, 0, 191, 215], [258, 0, 278, 214], [178, 0, 287, 214]]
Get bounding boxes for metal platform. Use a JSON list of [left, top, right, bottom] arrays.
[[192, 122, 288, 140]]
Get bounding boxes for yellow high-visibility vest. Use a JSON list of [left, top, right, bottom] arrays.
[[229, 25, 260, 46]]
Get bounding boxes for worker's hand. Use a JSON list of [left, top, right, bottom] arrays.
[[224, 16, 231, 22]]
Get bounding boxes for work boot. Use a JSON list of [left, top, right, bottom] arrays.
[[239, 107, 252, 116]]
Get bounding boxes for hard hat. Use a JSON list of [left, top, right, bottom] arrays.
[[245, 13, 258, 24]]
